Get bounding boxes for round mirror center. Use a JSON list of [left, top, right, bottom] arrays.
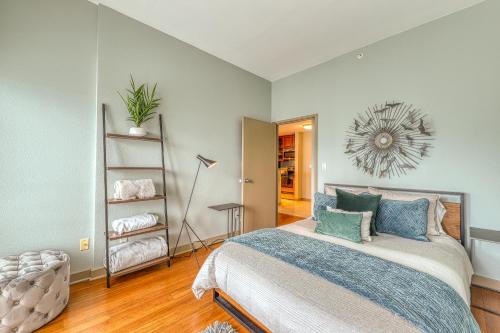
[[374, 132, 394, 149]]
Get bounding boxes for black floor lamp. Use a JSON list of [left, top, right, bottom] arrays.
[[171, 154, 217, 265]]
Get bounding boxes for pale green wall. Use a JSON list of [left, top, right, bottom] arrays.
[[0, 1, 271, 273], [272, 0, 500, 279], [0, 0, 97, 272], [2, 0, 497, 279], [94, 6, 271, 268]]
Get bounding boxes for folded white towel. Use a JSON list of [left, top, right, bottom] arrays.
[[113, 180, 139, 200], [105, 236, 167, 273], [135, 179, 156, 199], [111, 213, 158, 234], [113, 179, 156, 200]]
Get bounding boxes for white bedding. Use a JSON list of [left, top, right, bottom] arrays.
[[193, 219, 473, 332]]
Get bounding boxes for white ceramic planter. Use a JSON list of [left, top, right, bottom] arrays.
[[129, 127, 147, 137]]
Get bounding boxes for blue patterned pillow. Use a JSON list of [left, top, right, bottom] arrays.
[[313, 192, 337, 220], [375, 198, 430, 241]]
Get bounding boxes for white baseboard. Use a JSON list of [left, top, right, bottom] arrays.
[[472, 274, 500, 292]]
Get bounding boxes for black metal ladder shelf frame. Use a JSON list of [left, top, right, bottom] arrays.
[[101, 104, 170, 288]]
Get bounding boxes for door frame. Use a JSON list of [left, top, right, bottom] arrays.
[[275, 114, 318, 211]]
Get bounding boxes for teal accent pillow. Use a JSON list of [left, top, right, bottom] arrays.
[[375, 198, 430, 242], [336, 189, 382, 236], [313, 192, 337, 220], [315, 210, 363, 243]]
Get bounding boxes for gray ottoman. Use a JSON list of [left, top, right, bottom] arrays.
[[0, 250, 70, 333]]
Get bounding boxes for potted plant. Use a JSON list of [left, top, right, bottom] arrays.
[[118, 75, 160, 136]]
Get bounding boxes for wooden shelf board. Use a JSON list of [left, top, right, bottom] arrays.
[[108, 195, 166, 205], [108, 223, 168, 240], [110, 256, 170, 277], [106, 133, 161, 142], [107, 166, 164, 171]]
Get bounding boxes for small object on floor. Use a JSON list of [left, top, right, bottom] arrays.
[[199, 321, 237, 333]]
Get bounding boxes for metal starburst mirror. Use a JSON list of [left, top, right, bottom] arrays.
[[345, 101, 434, 178]]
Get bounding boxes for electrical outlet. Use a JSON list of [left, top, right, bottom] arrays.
[[80, 238, 89, 251]]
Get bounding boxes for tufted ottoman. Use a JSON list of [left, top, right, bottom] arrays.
[[0, 250, 70, 333]]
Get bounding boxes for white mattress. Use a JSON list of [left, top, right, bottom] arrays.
[[193, 219, 473, 332]]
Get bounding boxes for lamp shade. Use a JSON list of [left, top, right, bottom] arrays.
[[196, 154, 217, 168]]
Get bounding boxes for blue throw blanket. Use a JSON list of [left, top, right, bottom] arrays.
[[228, 229, 479, 333]]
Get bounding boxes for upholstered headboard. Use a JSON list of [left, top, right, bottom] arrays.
[[324, 183, 465, 245]]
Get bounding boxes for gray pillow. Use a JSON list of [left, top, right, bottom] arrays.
[[375, 198, 430, 241], [313, 192, 337, 220]]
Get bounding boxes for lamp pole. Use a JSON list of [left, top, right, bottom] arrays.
[[171, 159, 211, 265]]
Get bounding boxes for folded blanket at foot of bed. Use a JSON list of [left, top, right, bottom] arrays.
[[111, 213, 158, 234], [105, 236, 167, 273], [113, 179, 156, 200], [195, 229, 479, 333]]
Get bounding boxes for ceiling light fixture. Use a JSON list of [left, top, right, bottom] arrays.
[[302, 124, 312, 130], [356, 53, 364, 60]]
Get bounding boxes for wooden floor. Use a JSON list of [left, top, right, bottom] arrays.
[[39, 247, 500, 333], [471, 285, 500, 333], [277, 213, 304, 226], [39, 248, 245, 333], [278, 198, 311, 218]]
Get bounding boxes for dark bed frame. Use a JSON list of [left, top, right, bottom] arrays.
[[213, 184, 466, 332]]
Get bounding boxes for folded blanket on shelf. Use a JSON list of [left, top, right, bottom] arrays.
[[135, 179, 156, 199], [111, 213, 158, 234], [105, 236, 167, 273], [113, 179, 156, 200], [113, 180, 139, 200]]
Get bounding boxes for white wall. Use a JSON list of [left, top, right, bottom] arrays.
[[272, 0, 500, 279]]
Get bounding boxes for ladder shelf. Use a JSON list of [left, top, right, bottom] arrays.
[[102, 104, 170, 288]]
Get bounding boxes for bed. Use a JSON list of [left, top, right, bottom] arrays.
[[192, 184, 478, 333]]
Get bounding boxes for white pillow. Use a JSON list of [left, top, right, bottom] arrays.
[[327, 207, 373, 242], [368, 187, 442, 236], [324, 186, 369, 196], [436, 200, 447, 234]]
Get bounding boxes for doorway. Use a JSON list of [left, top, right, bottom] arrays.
[[276, 116, 317, 226]]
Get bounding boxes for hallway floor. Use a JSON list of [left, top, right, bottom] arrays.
[[278, 198, 311, 218]]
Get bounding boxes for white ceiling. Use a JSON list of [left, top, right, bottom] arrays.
[[90, 0, 485, 81]]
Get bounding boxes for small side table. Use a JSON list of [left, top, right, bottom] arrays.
[[208, 203, 244, 239], [470, 227, 500, 258]]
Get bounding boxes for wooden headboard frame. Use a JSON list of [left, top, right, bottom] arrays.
[[324, 183, 465, 245]]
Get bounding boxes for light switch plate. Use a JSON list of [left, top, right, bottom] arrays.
[[80, 238, 89, 251]]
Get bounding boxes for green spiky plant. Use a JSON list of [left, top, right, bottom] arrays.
[[118, 75, 160, 127]]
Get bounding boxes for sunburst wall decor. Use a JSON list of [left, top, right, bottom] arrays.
[[345, 101, 434, 178]]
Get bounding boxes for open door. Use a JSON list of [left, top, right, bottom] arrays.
[[242, 117, 277, 233]]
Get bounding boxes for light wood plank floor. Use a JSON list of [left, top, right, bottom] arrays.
[[39, 248, 500, 332], [278, 198, 311, 218], [277, 213, 304, 226], [38, 248, 245, 333]]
